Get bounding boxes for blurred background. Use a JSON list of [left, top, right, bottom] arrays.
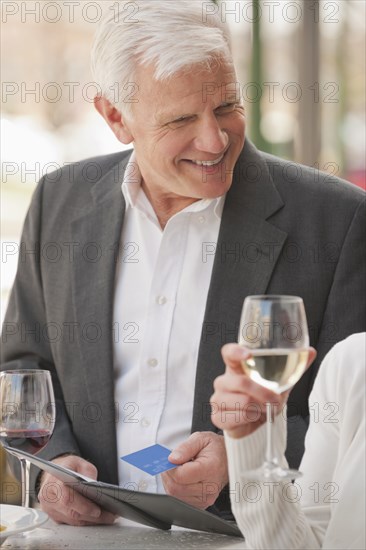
[[0, 0, 365, 504], [1, 0, 365, 320]]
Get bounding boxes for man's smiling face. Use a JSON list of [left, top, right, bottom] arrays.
[[123, 58, 246, 204]]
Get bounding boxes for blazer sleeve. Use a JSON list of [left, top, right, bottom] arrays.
[[308, 197, 366, 390], [1, 179, 81, 493]]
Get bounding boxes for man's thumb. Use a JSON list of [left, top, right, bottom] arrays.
[[168, 432, 203, 464]]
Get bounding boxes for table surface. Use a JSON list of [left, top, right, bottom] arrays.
[[2, 517, 248, 549]]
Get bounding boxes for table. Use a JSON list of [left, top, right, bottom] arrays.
[[2, 517, 247, 549]]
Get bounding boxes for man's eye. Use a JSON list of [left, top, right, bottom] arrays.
[[216, 103, 237, 114], [167, 116, 194, 129]]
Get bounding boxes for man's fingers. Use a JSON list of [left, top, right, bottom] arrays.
[[169, 431, 207, 464], [163, 458, 203, 485], [97, 511, 117, 524], [162, 475, 221, 510], [65, 490, 102, 519], [39, 478, 116, 525], [163, 477, 206, 498], [162, 473, 220, 509], [39, 478, 101, 516], [73, 510, 117, 525], [38, 456, 116, 526], [163, 433, 227, 510], [52, 455, 98, 480], [50, 509, 116, 527], [74, 461, 98, 480]]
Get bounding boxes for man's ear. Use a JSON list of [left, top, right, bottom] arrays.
[[94, 96, 134, 144]]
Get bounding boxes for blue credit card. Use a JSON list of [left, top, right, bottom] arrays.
[[120, 444, 179, 476]]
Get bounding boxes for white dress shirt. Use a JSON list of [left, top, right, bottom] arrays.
[[113, 152, 225, 493]]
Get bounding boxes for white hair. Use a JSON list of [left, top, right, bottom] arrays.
[[91, 0, 232, 117]]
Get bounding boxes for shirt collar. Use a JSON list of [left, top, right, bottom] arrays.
[[121, 150, 226, 221], [121, 150, 141, 208]]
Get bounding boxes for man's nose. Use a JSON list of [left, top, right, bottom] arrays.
[[194, 115, 228, 154]]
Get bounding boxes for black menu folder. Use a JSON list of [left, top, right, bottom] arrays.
[[6, 446, 242, 537]]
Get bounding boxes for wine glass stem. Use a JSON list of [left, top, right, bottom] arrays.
[[20, 458, 30, 507], [265, 402, 275, 465]]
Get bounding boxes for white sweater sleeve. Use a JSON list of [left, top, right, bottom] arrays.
[[225, 414, 322, 549], [224, 333, 366, 550]]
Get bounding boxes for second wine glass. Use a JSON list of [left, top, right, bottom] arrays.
[[0, 370, 56, 507]]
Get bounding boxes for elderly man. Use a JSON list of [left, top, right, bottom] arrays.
[[1, 1, 365, 526]]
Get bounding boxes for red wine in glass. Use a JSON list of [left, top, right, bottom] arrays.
[[0, 429, 52, 455], [0, 369, 55, 507]]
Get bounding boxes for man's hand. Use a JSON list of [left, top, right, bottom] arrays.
[[162, 432, 228, 509], [211, 344, 317, 439], [38, 455, 116, 526]]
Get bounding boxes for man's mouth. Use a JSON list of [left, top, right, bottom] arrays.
[[190, 154, 225, 167]]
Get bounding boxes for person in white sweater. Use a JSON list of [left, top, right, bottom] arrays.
[[211, 333, 365, 549]]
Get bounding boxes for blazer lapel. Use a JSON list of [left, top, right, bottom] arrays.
[[192, 141, 288, 432], [70, 155, 130, 483]]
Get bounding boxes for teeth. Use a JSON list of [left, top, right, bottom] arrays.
[[191, 155, 224, 166]]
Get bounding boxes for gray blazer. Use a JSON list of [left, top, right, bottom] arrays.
[[1, 140, 365, 511]]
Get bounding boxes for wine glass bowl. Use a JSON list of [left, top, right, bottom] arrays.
[[238, 295, 310, 481], [242, 348, 310, 394], [239, 295, 309, 391], [0, 370, 55, 506]]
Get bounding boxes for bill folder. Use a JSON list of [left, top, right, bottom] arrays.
[[6, 446, 242, 537]]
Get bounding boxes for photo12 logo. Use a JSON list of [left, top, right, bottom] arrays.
[[202, 1, 340, 25], [1, 2, 140, 24]]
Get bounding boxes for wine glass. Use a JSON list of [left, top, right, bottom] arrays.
[[238, 295, 310, 481], [0, 370, 55, 507]]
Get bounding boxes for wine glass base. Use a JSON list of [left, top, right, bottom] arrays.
[[241, 464, 302, 482]]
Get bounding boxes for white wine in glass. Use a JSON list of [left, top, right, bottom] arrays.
[[238, 295, 310, 481], [242, 349, 310, 393]]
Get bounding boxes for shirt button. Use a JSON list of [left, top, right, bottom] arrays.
[[198, 215, 206, 224], [156, 295, 167, 305], [138, 480, 148, 491], [141, 417, 150, 427], [147, 358, 158, 367]]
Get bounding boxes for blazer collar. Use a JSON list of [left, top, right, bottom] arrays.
[[228, 139, 284, 219], [89, 152, 133, 207]]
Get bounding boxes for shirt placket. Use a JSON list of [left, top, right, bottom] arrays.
[[137, 213, 189, 491]]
